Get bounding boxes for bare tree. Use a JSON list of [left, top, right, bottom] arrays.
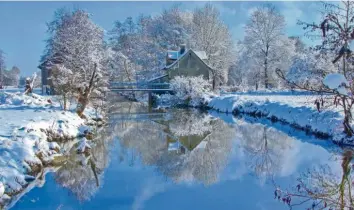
[[245, 5, 287, 89], [277, 1, 354, 137], [275, 150, 354, 210], [298, 1, 354, 78], [191, 3, 234, 89]]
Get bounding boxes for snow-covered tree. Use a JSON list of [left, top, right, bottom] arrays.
[[298, 1, 354, 77], [289, 36, 306, 54], [0, 49, 5, 87], [3, 66, 20, 87], [109, 3, 233, 86], [109, 5, 193, 81], [50, 65, 75, 110], [191, 3, 234, 88], [245, 5, 294, 89], [277, 1, 354, 137], [286, 50, 337, 89], [228, 41, 263, 90], [106, 48, 136, 83], [43, 9, 108, 116]]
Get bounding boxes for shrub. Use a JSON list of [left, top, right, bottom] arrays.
[[170, 76, 212, 107]]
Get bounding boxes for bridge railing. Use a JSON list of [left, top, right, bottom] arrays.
[[109, 82, 170, 90]]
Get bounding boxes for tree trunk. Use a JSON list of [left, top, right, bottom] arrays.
[[264, 44, 269, 89], [212, 75, 216, 90], [76, 64, 98, 118], [343, 55, 347, 78], [76, 88, 90, 118], [63, 94, 67, 111], [342, 98, 353, 137], [339, 150, 353, 210]]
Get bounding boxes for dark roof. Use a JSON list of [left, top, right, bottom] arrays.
[[38, 53, 63, 70], [163, 49, 213, 71]]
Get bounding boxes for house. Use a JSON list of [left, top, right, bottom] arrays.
[[166, 127, 211, 154], [38, 60, 54, 95], [38, 53, 63, 95], [149, 45, 213, 84], [167, 134, 210, 154]]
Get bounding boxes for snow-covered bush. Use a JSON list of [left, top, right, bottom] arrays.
[[170, 76, 212, 107], [286, 52, 336, 89], [50, 65, 75, 110], [0, 92, 50, 107]]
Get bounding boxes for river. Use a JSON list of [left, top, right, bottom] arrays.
[[10, 100, 353, 210]]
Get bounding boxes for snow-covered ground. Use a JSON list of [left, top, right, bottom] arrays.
[[0, 90, 95, 207], [208, 93, 349, 144]]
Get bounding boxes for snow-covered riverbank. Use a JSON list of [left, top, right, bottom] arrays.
[[208, 93, 351, 144], [0, 91, 99, 208]]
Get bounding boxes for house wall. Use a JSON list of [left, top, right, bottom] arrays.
[[41, 69, 48, 86], [41, 68, 54, 95], [167, 51, 210, 80]]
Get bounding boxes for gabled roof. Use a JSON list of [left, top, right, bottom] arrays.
[[194, 51, 208, 60], [163, 49, 213, 71], [38, 53, 63, 70]]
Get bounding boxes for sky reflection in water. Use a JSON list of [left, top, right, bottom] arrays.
[[12, 105, 347, 210]]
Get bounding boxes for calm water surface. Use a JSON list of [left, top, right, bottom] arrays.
[[11, 101, 351, 210]]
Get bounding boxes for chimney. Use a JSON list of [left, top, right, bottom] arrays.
[[179, 44, 186, 55]]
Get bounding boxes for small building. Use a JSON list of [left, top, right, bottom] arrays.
[[38, 60, 53, 95], [149, 45, 213, 84], [38, 53, 63, 95]]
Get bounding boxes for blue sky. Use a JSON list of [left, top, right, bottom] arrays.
[[0, 1, 322, 76]]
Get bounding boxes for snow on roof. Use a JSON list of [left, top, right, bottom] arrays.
[[164, 49, 212, 71], [167, 50, 207, 60], [195, 140, 207, 150], [323, 73, 349, 95], [194, 51, 208, 60], [167, 51, 182, 60]]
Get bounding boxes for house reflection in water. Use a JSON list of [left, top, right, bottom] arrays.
[[164, 123, 211, 154]]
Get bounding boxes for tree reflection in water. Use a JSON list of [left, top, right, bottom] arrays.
[[112, 109, 236, 185], [275, 149, 354, 210], [112, 107, 298, 186], [235, 122, 294, 182], [54, 100, 348, 208], [53, 128, 112, 202]]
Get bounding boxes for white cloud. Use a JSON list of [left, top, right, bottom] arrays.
[[231, 23, 245, 41], [247, 7, 257, 17], [281, 2, 303, 27], [213, 3, 237, 16], [132, 178, 168, 210]]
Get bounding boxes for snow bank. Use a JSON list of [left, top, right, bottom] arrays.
[[0, 92, 95, 207], [208, 94, 347, 142], [0, 92, 51, 107]]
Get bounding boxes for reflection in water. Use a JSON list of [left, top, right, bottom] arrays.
[[54, 128, 112, 202], [13, 101, 354, 210], [236, 121, 293, 181], [112, 108, 236, 185], [277, 150, 354, 210]]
